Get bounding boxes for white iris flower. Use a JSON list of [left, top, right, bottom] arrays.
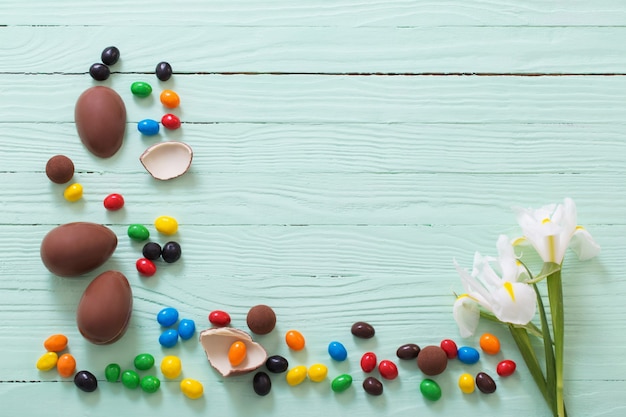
[[514, 197, 600, 264], [453, 235, 537, 338]]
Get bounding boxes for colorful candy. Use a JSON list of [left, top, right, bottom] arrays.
[[101, 46, 120, 66], [420, 379, 442, 401], [458, 373, 475, 394], [396, 343, 420, 360], [155, 62, 173, 81], [161, 356, 182, 379], [138, 119, 160, 136], [134, 353, 155, 371], [328, 341, 348, 361], [157, 307, 179, 327], [265, 355, 289, 373], [307, 363, 328, 382], [103, 193, 124, 211], [142, 242, 162, 260], [155, 216, 178, 235], [105, 363, 121, 382], [121, 369, 140, 389], [63, 183, 83, 202], [74, 370, 98, 392], [128, 224, 150, 241], [440, 339, 458, 359], [36, 351, 58, 371], [253, 371, 272, 396], [479, 333, 501, 355], [285, 330, 305, 351], [362, 376, 383, 396], [476, 372, 497, 394], [159, 329, 179, 348], [351, 321, 375, 339], [160, 89, 180, 108], [43, 334, 68, 352], [178, 319, 196, 340], [457, 346, 480, 365], [496, 359, 517, 377], [228, 341, 247, 366], [180, 378, 203, 399], [331, 374, 353, 393], [161, 241, 182, 263], [161, 113, 181, 129], [131, 81, 153, 98], [360, 352, 377, 373], [209, 310, 231, 327], [140, 375, 161, 393], [285, 365, 307, 386], [136, 258, 157, 276], [378, 360, 399, 380], [56, 353, 76, 378]]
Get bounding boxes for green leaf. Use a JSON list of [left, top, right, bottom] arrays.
[[534, 283, 557, 416]]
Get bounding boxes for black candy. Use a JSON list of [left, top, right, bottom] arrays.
[[476, 372, 497, 394], [161, 241, 181, 263], [265, 355, 289, 373], [101, 46, 120, 66], [396, 343, 421, 360], [89, 63, 110, 81], [362, 376, 383, 396], [142, 242, 162, 261], [252, 371, 272, 396], [155, 61, 173, 81], [351, 321, 375, 339], [74, 370, 98, 392]]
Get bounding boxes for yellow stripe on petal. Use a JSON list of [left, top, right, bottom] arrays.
[[512, 237, 526, 246], [575, 225, 585, 230], [503, 282, 516, 301]]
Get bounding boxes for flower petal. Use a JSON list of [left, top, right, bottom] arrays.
[[490, 282, 536, 325], [453, 296, 480, 338], [570, 227, 601, 261]]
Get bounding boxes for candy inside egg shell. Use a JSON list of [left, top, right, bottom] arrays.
[[139, 141, 193, 180], [199, 327, 267, 377]]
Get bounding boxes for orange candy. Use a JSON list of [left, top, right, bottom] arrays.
[[57, 353, 76, 377], [479, 333, 501, 355], [285, 330, 306, 351], [228, 340, 247, 366], [160, 89, 180, 108], [43, 334, 68, 352]]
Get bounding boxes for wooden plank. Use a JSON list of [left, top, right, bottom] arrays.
[[2, 0, 626, 27], [3, 122, 625, 174], [4, 26, 626, 74], [2, 74, 626, 124]]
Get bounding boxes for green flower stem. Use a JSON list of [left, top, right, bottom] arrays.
[[546, 267, 565, 417], [534, 283, 557, 417]]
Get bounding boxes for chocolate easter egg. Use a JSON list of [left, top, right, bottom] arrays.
[[76, 270, 132, 344], [75, 86, 126, 158], [40, 222, 117, 277]]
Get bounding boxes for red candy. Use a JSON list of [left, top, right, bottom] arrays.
[[208, 310, 231, 327], [161, 113, 181, 130], [440, 339, 458, 359], [103, 193, 125, 211], [496, 359, 517, 377], [378, 360, 398, 380], [136, 258, 156, 276], [360, 352, 377, 373]]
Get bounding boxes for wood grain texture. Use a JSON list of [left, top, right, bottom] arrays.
[[1, 1, 625, 416]]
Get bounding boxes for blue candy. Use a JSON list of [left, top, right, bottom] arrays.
[[159, 329, 179, 348], [457, 346, 480, 364], [157, 307, 179, 327], [138, 119, 160, 136], [328, 341, 348, 361], [178, 318, 196, 340]]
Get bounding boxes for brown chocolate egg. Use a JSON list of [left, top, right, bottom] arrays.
[[45, 155, 74, 184], [40, 222, 117, 277], [76, 270, 132, 344], [246, 305, 276, 335], [75, 86, 126, 158], [417, 345, 448, 376]]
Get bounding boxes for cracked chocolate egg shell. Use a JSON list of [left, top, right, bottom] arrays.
[[139, 141, 193, 180], [40, 222, 117, 277], [199, 327, 267, 377], [75, 86, 126, 158], [76, 270, 132, 344]]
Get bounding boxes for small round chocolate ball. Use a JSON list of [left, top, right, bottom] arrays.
[[246, 304, 276, 335], [45, 155, 75, 184], [416, 345, 448, 376]]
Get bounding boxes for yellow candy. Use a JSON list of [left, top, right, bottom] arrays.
[[458, 373, 475, 394], [155, 216, 178, 235], [307, 363, 328, 382], [180, 378, 203, 399], [228, 341, 246, 367], [286, 365, 307, 386], [63, 183, 83, 202], [160, 355, 182, 379], [36, 351, 59, 371]]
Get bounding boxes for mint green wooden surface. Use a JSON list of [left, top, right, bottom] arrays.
[[1, 2, 624, 416]]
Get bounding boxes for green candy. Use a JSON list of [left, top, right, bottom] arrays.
[[121, 370, 140, 389], [104, 363, 121, 382], [127, 224, 150, 241], [134, 353, 155, 371], [140, 375, 161, 393], [331, 374, 352, 393], [130, 81, 153, 98], [420, 379, 442, 401]]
